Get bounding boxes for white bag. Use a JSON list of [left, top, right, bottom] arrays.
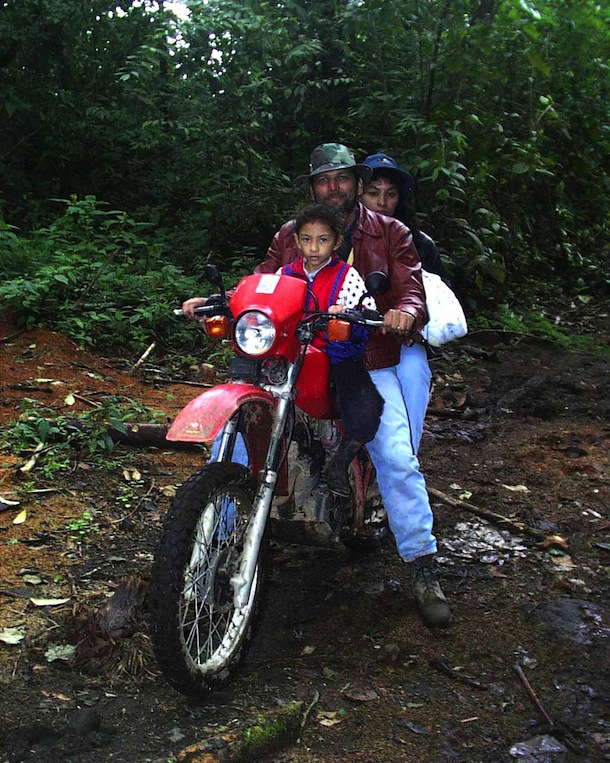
[[420, 270, 468, 347]]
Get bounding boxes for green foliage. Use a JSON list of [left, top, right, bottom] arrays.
[[0, 197, 205, 350], [473, 304, 599, 352], [1, 396, 164, 477], [66, 510, 98, 538], [0, 0, 607, 325]]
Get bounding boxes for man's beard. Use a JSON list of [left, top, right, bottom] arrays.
[[315, 192, 357, 218]]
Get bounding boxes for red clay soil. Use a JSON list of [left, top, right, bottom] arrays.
[[0, 304, 608, 763]]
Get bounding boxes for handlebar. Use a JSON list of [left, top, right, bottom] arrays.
[[305, 307, 385, 330], [174, 304, 383, 325], [173, 303, 230, 318], [348, 307, 385, 327]]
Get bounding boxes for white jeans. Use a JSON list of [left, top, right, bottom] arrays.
[[367, 343, 436, 562]]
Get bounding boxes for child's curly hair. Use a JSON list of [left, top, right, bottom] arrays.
[[294, 204, 344, 239]]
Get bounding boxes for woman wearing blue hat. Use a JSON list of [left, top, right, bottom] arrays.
[[361, 153, 449, 284], [359, 153, 447, 459]]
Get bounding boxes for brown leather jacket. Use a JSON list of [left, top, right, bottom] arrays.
[[256, 203, 427, 370]]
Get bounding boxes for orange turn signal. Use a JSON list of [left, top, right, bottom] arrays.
[[327, 319, 352, 342], [204, 315, 230, 339]]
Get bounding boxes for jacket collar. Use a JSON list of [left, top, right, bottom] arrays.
[[353, 202, 385, 239], [295, 253, 342, 277]]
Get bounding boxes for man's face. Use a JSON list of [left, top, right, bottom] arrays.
[[311, 169, 362, 219]]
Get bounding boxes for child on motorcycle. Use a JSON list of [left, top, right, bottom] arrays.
[[279, 204, 384, 495]]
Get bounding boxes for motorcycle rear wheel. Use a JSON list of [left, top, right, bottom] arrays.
[[149, 462, 267, 696]]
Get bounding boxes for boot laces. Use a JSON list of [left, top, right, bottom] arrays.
[[413, 563, 439, 589]]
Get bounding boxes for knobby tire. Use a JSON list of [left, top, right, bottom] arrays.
[[148, 462, 267, 697]]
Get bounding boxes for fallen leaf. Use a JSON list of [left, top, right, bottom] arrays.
[[160, 485, 178, 497], [21, 575, 43, 585], [459, 490, 473, 500], [45, 644, 76, 662], [501, 484, 529, 493], [13, 508, 27, 525], [342, 687, 379, 703], [30, 597, 71, 607], [41, 691, 72, 701], [317, 712, 343, 728], [64, 393, 76, 406], [401, 719, 431, 735], [301, 645, 316, 656], [0, 627, 26, 644], [169, 728, 185, 743], [538, 534, 569, 551], [549, 556, 576, 570]]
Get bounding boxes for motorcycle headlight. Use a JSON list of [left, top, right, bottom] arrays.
[[234, 311, 276, 356]]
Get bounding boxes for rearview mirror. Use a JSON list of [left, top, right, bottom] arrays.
[[204, 264, 226, 301], [364, 271, 390, 296]]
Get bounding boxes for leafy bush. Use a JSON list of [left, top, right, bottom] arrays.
[[0, 197, 210, 351], [472, 303, 600, 352], [1, 396, 165, 478]]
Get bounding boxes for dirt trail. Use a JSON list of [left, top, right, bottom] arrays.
[[0, 307, 608, 763]]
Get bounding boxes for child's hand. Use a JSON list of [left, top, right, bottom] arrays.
[[329, 304, 347, 314], [181, 297, 208, 322]]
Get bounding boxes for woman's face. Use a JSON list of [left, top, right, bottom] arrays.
[[360, 176, 400, 217]]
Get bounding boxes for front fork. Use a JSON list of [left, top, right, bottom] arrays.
[[214, 413, 241, 463], [230, 358, 303, 609]]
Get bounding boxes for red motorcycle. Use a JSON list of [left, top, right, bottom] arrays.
[[148, 265, 388, 697]]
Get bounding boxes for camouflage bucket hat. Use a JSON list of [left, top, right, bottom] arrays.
[[294, 143, 373, 193]]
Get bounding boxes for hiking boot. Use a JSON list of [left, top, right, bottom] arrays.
[[410, 554, 451, 628], [326, 437, 362, 497]]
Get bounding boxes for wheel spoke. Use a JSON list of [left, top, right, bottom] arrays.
[[177, 483, 258, 670], [150, 463, 267, 696]]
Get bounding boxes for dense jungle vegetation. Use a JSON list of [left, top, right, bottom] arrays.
[[0, 0, 608, 353]]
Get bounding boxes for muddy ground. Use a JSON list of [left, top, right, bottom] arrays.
[[0, 302, 608, 763]]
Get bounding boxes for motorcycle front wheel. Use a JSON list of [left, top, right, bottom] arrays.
[[148, 462, 267, 697]]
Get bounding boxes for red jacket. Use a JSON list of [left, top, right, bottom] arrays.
[[257, 203, 427, 370], [280, 255, 369, 363]]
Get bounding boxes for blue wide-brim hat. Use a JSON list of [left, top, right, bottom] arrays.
[[363, 153, 414, 196]]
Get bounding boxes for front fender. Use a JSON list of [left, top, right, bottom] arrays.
[[167, 384, 274, 443]]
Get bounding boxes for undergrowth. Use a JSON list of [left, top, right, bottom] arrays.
[[471, 303, 604, 352], [0, 197, 209, 353], [0, 395, 164, 478]]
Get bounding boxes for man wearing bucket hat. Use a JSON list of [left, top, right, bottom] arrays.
[[255, 143, 451, 629]]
